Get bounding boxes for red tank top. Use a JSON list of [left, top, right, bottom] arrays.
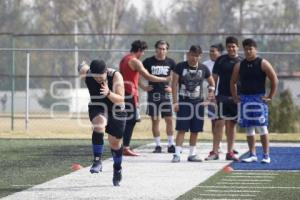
[[119, 54, 139, 105]]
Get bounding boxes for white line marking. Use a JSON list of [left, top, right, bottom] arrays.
[[221, 179, 273, 182], [198, 194, 256, 197], [11, 185, 34, 187], [204, 190, 260, 193], [227, 176, 276, 178], [192, 198, 253, 200], [217, 182, 264, 185], [198, 186, 300, 189], [232, 172, 278, 175]]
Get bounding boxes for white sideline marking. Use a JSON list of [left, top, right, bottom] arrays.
[[11, 185, 34, 187], [227, 175, 276, 178], [204, 190, 260, 193], [199, 186, 300, 189], [232, 172, 278, 176], [217, 182, 264, 185], [192, 199, 253, 200], [221, 179, 273, 182], [198, 194, 256, 197]]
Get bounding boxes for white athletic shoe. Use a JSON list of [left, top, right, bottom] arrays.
[[242, 154, 258, 163], [171, 154, 180, 163], [261, 154, 271, 164]]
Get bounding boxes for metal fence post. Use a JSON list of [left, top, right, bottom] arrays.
[[25, 51, 30, 131], [11, 36, 15, 131]]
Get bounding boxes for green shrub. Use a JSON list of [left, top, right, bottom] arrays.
[[269, 90, 300, 133]]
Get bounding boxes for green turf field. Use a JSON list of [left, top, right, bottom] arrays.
[[0, 139, 147, 198], [177, 171, 300, 200], [1, 139, 300, 199]]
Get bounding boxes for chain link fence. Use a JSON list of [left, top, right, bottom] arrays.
[[0, 33, 299, 133]]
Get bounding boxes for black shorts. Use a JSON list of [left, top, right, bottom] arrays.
[[88, 106, 126, 139], [146, 96, 172, 118], [216, 95, 238, 121], [125, 94, 139, 124]]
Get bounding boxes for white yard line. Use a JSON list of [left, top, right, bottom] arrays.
[[221, 179, 273, 182], [227, 175, 277, 178], [217, 182, 265, 185], [231, 172, 279, 175], [204, 190, 260, 193], [199, 186, 300, 189], [198, 194, 257, 197], [192, 199, 253, 200]]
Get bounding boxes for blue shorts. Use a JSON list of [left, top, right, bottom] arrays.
[[239, 94, 268, 128], [176, 96, 204, 133]]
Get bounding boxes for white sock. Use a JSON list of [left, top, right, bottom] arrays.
[[189, 146, 196, 156], [175, 146, 182, 156], [167, 135, 174, 146], [154, 136, 161, 147]]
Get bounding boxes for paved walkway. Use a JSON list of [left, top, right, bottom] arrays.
[[2, 142, 249, 200]]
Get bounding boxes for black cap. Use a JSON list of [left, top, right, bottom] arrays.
[[90, 59, 107, 74]]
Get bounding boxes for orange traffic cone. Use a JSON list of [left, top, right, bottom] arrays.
[[223, 165, 234, 173], [71, 163, 83, 171]]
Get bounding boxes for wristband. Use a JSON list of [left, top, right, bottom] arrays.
[[208, 86, 215, 91]]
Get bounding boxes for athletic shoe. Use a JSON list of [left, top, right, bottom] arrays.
[[205, 151, 219, 161], [167, 145, 175, 153], [123, 148, 139, 156], [152, 146, 162, 153], [90, 160, 102, 174], [242, 153, 258, 163], [112, 169, 122, 186], [261, 154, 271, 164], [171, 154, 180, 163], [226, 152, 239, 161], [233, 149, 239, 154], [187, 155, 203, 162]]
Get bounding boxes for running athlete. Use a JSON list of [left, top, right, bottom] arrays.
[[78, 59, 126, 186], [231, 38, 278, 163]]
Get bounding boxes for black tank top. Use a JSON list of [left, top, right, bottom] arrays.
[[85, 69, 116, 111], [239, 57, 266, 95]]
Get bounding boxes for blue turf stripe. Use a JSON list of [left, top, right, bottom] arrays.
[[231, 147, 300, 170]]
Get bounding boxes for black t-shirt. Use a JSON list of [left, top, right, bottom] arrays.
[[213, 54, 243, 96], [143, 56, 176, 93], [174, 61, 211, 100], [239, 57, 266, 95]]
